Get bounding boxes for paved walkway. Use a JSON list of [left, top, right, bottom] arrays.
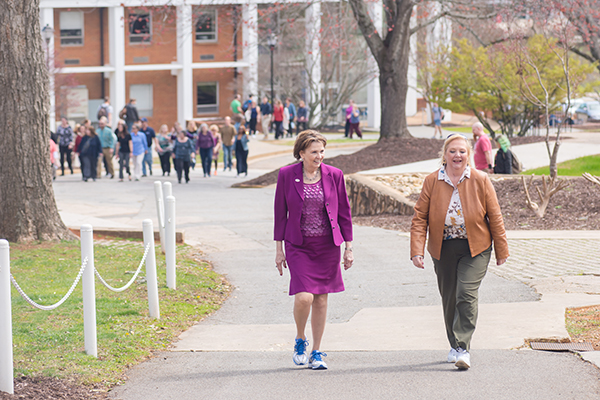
[[49, 128, 600, 400]]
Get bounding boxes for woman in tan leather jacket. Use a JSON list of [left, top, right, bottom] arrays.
[[410, 133, 509, 370]]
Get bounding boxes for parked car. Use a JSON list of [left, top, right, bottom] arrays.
[[574, 101, 600, 123]]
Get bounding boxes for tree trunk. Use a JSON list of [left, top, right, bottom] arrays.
[[0, 0, 74, 242], [379, 38, 412, 139], [348, 0, 414, 140]]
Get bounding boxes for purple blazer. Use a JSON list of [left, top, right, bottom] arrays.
[[274, 162, 353, 246]]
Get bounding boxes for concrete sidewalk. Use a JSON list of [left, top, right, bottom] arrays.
[[50, 131, 600, 400]]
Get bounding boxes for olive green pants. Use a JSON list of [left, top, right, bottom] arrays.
[[433, 239, 491, 351]]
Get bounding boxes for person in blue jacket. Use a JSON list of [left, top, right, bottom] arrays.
[[79, 126, 102, 182]]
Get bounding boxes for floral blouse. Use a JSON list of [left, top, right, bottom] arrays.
[[438, 165, 471, 240]]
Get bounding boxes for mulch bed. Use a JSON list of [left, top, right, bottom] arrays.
[[354, 177, 600, 231], [236, 135, 553, 188], [0, 376, 108, 400]]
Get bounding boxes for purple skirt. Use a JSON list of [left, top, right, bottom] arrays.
[[285, 235, 344, 295]]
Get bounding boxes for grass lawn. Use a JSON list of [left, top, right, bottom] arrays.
[[523, 154, 600, 176], [443, 126, 487, 135], [8, 240, 229, 390]]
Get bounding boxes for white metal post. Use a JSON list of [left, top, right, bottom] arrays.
[[143, 220, 160, 319], [154, 181, 165, 253], [163, 181, 172, 200], [0, 240, 14, 395], [165, 196, 176, 290], [80, 225, 97, 357]]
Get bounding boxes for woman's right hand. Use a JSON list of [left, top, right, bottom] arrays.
[[275, 249, 287, 276], [412, 255, 425, 269]]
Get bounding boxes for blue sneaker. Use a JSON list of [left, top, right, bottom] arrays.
[[293, 338, 309, 365], [308, 350, 328, 370]]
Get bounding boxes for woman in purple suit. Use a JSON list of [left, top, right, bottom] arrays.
[[274, 130, 354, 370]]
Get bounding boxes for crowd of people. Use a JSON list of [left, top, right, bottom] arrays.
[[50, 96, 259, 184]]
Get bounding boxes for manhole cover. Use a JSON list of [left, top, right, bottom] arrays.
[[530, 342, 594, 352]]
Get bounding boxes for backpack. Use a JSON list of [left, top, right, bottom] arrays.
[[119, 106, 127, 119], [242, 99, 252, 112], [97, 104, 108, 120], [508, 149, 522, 174]]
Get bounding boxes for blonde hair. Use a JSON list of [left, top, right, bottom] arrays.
[[159, 124, 169, 134], [439, 134, 473, 165], [293, 130, 327, 160], [209, 124, 220, 133]]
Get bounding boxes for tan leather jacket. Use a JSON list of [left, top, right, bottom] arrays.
[[410, 168, 509, 261]]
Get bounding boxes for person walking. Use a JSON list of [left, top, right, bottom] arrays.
[[73, 123, 86, 171], [493, 135, 513, 174], [115, 120, 132, 181], [274, 130, 354, 370], [96, 96, 113, 126], [220, 116, 236, 171], [247, 100, 260, 136], [140, 118, 156, 177], [348, 104, 362, 139], [156, 124, 173, 176], [234, 125, 249, 176], [97, 116, 116, 179], [172, 130, 195, 184], [472, 122, 493, 173], [273, 100, 285, 139], [197, 123, 215, 177], [56, 116, 74, 175], [79, 126, 102, 182], [210, 124, 222, 175], [432, 103, 444, 139], [286, 98, 296, 137], [130, 124, 148, 181], [185, 121, 198, 170], [123, 99, 140, 132], [410, 133, 509, 370], [344, 100, 354, 138], [231, 94, 244, 132], [260, 96, 273, 139], [296, 100, 308, 135]]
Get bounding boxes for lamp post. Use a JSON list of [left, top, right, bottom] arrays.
[[41, 24, 54, 69], [267, 33, 277, 106]]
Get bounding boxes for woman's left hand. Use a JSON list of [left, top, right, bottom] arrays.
[[496, 258, 507, 266], [343, 248, 354, 270]]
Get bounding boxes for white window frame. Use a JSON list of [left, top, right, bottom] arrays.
[[196, 82, 219, 114], [59, 11, 84, 47], [195, 9, 218, 43], [129, 10, 152, 44], [130, 84, 153, 117]]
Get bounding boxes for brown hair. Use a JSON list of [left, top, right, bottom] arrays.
[[293, 130, 327, 160]]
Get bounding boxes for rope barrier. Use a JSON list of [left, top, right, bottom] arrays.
[[94, 243, 151, 293], [10, 258, 89, 311]]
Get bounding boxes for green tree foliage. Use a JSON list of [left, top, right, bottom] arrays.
[[440, 35, 593, 137]]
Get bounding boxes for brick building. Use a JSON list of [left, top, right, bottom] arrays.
[[40, 0, 418, 131]]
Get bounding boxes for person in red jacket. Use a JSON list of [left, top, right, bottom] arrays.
[[273, 99, 284, 139]]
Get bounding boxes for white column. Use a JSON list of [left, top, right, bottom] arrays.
[[177, 5, 193, 125], [109, 6, 126, 130], [40, 7, 56, 132], [367, 1, 383, 129], [306, 2, 322, 124], [242, 3, 258, 99], [0, 240, 14, 395]]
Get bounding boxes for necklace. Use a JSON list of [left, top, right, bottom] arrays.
[[303, 166, 320, 182]]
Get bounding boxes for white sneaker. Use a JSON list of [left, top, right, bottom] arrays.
[[293, 338, 309, 366], [447, 348, 458, 363], [455, 348, 471, 369]]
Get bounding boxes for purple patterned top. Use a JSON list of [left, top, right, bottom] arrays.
[[300, 181, 331, 237]]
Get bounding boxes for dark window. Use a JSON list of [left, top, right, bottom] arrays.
[[197, 83, 218, 114], [129, 12, 151, 44], [195, 10, 217, 42]]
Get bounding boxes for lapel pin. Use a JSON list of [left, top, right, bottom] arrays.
[[295, 178, 300, 182]]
